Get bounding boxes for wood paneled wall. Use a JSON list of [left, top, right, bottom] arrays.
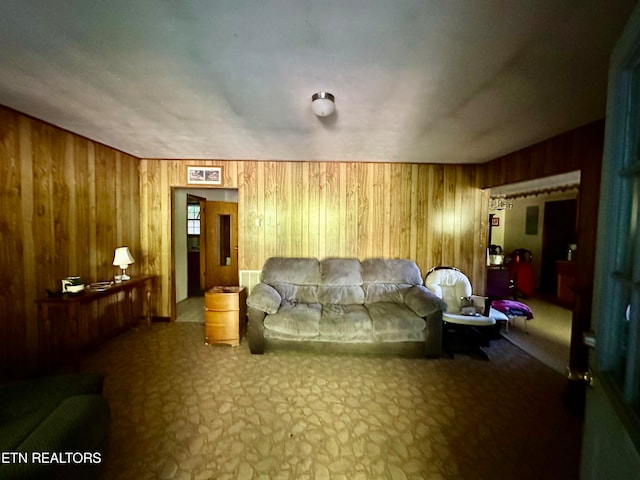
[[140, 160, 490, 318], [480, 120, 605, 188], [0, 106, 140, 379]]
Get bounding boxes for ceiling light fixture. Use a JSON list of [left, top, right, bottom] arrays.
[[311, 92, 335, 117]]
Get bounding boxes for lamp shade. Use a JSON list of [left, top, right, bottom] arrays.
[[311, 92, 335, 117], [113, 246, 135, 268]]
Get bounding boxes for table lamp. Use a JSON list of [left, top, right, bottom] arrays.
[[113, 246, 135, 280]]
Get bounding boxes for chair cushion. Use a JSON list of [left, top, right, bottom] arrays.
[[425, 268, 472, 313], [443, 312, 496, 326]]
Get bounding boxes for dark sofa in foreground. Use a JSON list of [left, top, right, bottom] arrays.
[[246, 257, 446, 356], [0, 373, 110, 480]]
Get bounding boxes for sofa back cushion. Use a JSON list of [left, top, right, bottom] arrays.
[[261, 257, 320, 303], [361, 259, 423, 284], [318, 258, 364, 304], [361, 259, 423, 303]]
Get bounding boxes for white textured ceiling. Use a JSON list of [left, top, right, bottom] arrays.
[[0, 1, 635, 163]]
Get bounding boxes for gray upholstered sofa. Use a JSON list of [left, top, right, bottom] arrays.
[[246, 257, 446, 357]]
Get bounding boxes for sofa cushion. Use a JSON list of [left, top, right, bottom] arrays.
[[361, 259, 423, 285], [261, 257, 320, 285], [261, 257, 321, 303], [362, 259, 423, 304], [270, 283, 318, 304], [263, 302, 321, 337], [364, 283, 415, 304], [320, 258, 363, 285], [319, 304, 373, 341], [317, 285, 365, 305], [366, 303, 426, 342]]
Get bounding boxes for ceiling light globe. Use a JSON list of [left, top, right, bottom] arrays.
[[311, 92, 335, 117]]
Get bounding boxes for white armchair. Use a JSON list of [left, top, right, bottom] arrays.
[[425, 267, 508, 323], [425, 267, 509, 360]]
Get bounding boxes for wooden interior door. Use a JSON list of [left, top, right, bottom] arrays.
[[204, 201, 239, 288], [581, 3, 640, 476]]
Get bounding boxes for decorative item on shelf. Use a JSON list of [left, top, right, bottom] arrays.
[[61, 276, 84, 294], [489, 194, 512, 211], [113, 246, 135, 281], [311, 91, 335, 117], [87, 281, 112, 291]]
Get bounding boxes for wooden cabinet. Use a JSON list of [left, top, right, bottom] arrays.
[[486, 267, 510, 298], [204, 286, 246, 346], [556, 260, 576, 307]]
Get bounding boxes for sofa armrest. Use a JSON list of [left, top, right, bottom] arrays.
[[247, 307, 267, 354], [246, 283, 281, 314], [423, 310, 443, 358], [404, 285, 447, 317]]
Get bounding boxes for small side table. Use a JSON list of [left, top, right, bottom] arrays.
[[204, 286, 247, 346]]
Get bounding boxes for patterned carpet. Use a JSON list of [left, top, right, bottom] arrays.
[[80, 322, 583, 480]]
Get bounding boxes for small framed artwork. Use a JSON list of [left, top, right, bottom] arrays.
[[187, 166, 222, 185], [491, 216, 500, 227]]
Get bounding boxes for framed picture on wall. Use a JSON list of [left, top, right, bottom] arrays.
[[491, 216, 500, 227], [187, 166, 222, 185]]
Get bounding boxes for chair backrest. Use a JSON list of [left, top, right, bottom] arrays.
[[425, 267, 472, 313]]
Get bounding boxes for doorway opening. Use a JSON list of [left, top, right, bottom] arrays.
[[172, 187, 238, 322], [540, 198, 578, 299], [488, 171, 580, 371]]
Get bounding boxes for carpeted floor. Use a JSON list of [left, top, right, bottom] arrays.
[[80, 321, 583, 480]]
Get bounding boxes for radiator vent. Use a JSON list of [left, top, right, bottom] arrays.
[[239, 270, 262, 295]]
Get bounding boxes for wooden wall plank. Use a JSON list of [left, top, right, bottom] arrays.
[[308, 163, 321, 258], [0, 106, 140, 379], [480, 120, 603, 188], [356, 163, 373, 258]]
